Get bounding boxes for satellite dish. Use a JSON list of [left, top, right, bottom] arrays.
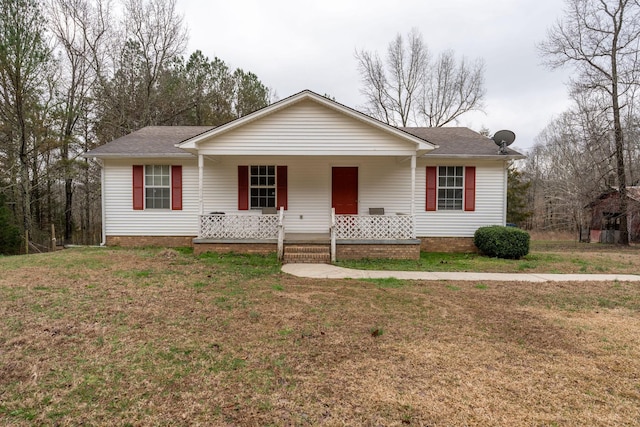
[[492, 130, 516, 155]]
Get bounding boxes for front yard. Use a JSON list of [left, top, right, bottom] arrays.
[[1, 247, 639, 425], [337, 243, 640, 274]]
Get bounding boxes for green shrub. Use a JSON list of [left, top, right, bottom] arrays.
[[474, 225, 530, 259]]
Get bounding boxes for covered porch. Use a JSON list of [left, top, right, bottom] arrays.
[[193, 207, 420, 261], [176, 91, 433, 261]]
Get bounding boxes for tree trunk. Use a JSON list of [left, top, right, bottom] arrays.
[[65, 177, 73, 243], [610, 18, 629, 246]]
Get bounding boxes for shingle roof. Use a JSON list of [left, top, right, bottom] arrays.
[[84, 124, 524, 159], [400, 127, 523, 157], [629, 187, 640, 203], [84, 126, 214, 158], [585, 186, 640, 209]]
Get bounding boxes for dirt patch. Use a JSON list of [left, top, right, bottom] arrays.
[[1, 248, 639, 425]]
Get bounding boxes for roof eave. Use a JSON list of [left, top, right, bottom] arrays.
[[422, 154, 526, 160], [82, 152, 195, 159]]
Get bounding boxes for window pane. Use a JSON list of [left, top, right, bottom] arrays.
[[144, 165, 171, 209], [437, 166, 464, 211], [249, 165, 276, 209], [160, 189, 170, 209], [145, 187, 169, 209]]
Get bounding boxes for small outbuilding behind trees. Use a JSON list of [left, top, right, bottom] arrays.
[[586, 187, 640, 243]]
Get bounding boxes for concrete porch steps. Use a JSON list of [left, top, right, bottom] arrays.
[[283, 244, 331, 264]]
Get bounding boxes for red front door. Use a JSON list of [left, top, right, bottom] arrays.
[[332, 167, 358, 214]]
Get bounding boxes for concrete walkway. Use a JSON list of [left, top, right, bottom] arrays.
[[282, 263, 640, 282]]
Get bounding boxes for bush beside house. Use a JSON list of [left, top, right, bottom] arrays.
[[474, 225, 530, 259]]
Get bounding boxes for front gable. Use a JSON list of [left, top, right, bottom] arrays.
[[178, 91, 434, 157]]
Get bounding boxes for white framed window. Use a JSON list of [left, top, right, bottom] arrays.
[[250, 165, 276, 209], [438, 166, 463, 210], [145, 165, 170, 209]]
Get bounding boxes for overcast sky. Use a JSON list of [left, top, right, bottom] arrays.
[[177, 0, 573, 153]]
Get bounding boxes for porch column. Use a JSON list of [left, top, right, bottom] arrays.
[[198, 154, 204, 215], [410, 154, 416, 215]]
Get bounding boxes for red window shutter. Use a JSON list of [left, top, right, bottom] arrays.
[[238, 165, 249, 210], [426, 166, 437, 211], [171, 165, 182, 210], [464, 166, 476, 211], [133, 165, 144, 210], [276, 166, 288, 210]]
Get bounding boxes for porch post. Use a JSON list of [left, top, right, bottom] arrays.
[[330, 208, 336, 263], [410, 154, 416, 216], [198, 154, 204, 215]]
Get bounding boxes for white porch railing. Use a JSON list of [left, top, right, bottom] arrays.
[[199, 213, 279, 240], [330, 208, 416, 262], [333, 213, 415, 240]]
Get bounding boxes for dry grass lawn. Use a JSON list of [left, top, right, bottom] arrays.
[[1, 247, 640, 426]]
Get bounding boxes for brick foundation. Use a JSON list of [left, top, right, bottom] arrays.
[[336, 243, 420, 260], [106, 235, 195, 247], [107, 235, 475, 258], [419, 237, 478, 253], [193, 242, 277, 256]]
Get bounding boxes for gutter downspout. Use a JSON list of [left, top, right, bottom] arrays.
[[503, 160, 509, 225], [96, 158, 106, 246]]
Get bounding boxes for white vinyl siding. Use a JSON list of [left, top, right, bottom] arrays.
[[202, 156, 412, 233], [103, 159, 199, 236], [415, 160, 507, 237], [195, 100, 419, 156], [102, 157, 506, 238]]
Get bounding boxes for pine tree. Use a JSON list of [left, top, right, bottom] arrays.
[[507, 165, 532, 226]]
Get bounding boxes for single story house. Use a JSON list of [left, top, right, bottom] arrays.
[[586, 187, 640, 243], [84, 90, 524, 262]]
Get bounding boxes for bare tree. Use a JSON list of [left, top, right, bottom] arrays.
[[123, 0, 188, 125], [48, 0, 111, 243], [539, 0, 640, 245], [420, 50, 485, 127], [525, 109, 606, 231], [93, 0, 188, 141], [355, 29, 485, 127]]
